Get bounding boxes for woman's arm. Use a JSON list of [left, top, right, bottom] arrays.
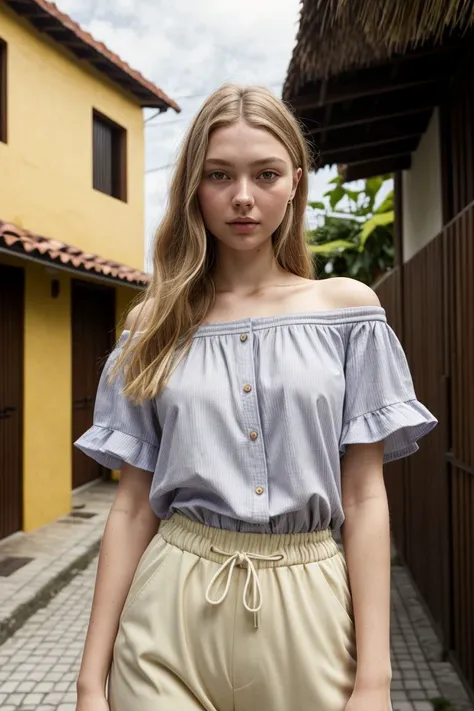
[[76, 464, 160, 698], [340, 440, 392, 691]]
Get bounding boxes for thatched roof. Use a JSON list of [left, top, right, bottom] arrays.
[[283, 0, 474, 179], [284, 0, 474, 100]]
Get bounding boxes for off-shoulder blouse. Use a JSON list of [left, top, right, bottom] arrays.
[[75, 307, 437, 533]]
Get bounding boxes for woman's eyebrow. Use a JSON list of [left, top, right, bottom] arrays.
[[251, 157, 287, 167], [204, 157, 287, 167]]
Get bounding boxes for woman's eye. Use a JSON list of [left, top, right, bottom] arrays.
[[259, 171, 278, 181], [209, 171, 228, 181]]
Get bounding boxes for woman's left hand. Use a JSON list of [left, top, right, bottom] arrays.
[[345, 686, 392, 711]]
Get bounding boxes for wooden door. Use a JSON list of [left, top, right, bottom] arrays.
[[72, 280, 115, 489], [0, 265, 24, 539]]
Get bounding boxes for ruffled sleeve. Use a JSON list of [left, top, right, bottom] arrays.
[[340, 317, 437, 463], [74, 333, 160, 472]]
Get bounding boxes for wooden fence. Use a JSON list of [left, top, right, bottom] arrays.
[[376, 201, 474, 693]]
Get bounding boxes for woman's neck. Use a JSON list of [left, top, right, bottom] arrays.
[[213, 242, 287, 296]]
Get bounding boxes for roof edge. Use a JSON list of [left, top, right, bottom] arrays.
[[0, 220, 150, 287], [3, 0, 181, 111], [283, 0, 474, 100]]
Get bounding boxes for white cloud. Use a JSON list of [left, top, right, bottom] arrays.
[[55, 0, 336, 267]]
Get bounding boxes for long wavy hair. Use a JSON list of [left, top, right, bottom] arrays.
[[114, 83, 314, 402]]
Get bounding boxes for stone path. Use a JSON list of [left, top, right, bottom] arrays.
[[0, 482, 115, 645], [390, 564, 473, 711]]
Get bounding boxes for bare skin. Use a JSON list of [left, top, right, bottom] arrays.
[[76, 119, 391, 711]]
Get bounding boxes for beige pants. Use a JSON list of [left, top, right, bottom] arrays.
[[109, 513, 357, 711]]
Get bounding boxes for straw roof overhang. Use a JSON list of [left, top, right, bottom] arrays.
[[283, 0, 474, 180], [3, 0, 180, 111]]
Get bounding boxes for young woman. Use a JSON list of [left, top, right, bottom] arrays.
[[74, 84, 437, 711]]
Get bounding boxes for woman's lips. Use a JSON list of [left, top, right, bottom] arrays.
[[228, 222, 260, 232]]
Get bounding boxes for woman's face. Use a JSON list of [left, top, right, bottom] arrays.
[[198, 120, 301, 252]]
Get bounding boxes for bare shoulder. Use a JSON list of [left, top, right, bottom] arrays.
[[317, 277, 381, 309], [124, 299, 155, 331]]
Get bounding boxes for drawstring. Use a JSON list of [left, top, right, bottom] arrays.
[[205, 545, 284, 628]]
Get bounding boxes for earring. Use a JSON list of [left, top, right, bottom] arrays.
[[288, 198, 292, 204]]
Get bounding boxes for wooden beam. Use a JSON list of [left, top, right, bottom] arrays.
[[320, 137, 420, 165], [343, 155, 412, 182], [303, 85, 440, 134], [27, 17, 63, 30], [92, 60, 123, 74], [39, 25, 70, 34], [291, 52, 458, 110], [393, 171, 404, 267], [5, 0, 44, 11], [90, 60, 135, 84], [315, 112, 431, 153], [92, 63, 138, 88], [65, 46, 94, 60], [17, 8, 52, 18], [64, 41, 98, 55], [438, 101, 453, 223], [61, 39, 92, 54], [14, 9, 47, 16], [319, 131, 423, 158]]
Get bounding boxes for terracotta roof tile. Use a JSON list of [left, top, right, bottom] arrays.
[[0, 220, 150, 287], [4, 0, 180, 111]]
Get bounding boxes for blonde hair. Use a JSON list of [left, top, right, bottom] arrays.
[[115, 83, 314, 402]]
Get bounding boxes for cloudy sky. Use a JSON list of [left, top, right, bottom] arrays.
[[55, 0, 335, 267]]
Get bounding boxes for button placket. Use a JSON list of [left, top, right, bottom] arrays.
[[237, 323, 269, 522]]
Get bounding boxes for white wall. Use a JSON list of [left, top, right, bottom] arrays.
[[402, 109, 443, 263]]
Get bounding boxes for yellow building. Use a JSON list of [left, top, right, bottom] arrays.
[[0, 0, 179, 539]]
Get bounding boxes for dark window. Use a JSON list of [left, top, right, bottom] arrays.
[[92, 110, 127, 201], [0, 39, 7, 144]]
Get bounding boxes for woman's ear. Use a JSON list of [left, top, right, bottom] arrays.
[[291, 167, 303, 199]]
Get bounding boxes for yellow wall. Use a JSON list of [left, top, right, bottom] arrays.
[[23, 264, 72, 530], [0, 2, 145, 270], [0, 252, 139, 531]]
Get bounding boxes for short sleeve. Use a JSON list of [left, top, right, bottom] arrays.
[[340, 319, 437, 463], [74, 333, 161, 472]]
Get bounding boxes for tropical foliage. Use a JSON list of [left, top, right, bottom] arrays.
[[306, 175, 394, 286]]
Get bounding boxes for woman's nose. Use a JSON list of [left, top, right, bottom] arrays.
[[232, 182, 255, 209]]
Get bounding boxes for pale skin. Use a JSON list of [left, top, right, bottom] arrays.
[[76, 119, 392, 711]]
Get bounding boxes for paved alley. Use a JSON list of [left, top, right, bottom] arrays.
[[0, 548, 472, 711]]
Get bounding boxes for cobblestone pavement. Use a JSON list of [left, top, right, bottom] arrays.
[[0, 482, 116, 644], [390, 564, 473, 711], [0, 552, 472, 711]]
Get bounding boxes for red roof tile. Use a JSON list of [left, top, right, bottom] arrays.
[[0, 220, 150, 286], [3, 0, 180, 111]]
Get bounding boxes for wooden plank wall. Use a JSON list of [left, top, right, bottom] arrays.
[[376, 204, 474, 693]]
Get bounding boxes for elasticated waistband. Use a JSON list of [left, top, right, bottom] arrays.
[[159, 513, 339, 567]]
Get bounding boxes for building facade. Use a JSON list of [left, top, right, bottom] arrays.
[[0, 0, 178, 538]]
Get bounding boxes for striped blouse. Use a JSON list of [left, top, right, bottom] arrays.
[[75, 306, 437, 533]]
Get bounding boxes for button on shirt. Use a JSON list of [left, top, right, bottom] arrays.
[[75, 307, 437, 533]]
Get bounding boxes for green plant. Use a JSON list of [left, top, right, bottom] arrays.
[[306, 175, 395, 286]]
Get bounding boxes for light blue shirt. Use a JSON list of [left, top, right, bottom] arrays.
[[75, 306, 437, 532]]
